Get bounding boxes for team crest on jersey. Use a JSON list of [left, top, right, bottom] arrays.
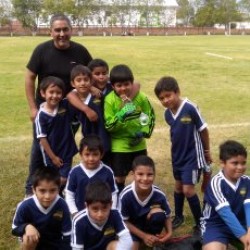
[[240, 187, 247, 197], [93, 98, 101, 105], [53, 210, 63, 220], [150, 204, 161, 210], [104, 227, 115, 236], [58, 108, 66, 116], [180, 115, 192, 124]]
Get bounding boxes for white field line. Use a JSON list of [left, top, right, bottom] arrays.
[[154, 122, 250, 133], [1, 122, 250, 142], [205, 52, 233, 60]]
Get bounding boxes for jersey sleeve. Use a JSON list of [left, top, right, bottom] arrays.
[[71, 212, 86, 249], [60, 200, 72, 250], [35, 110, 49, 138], [189, 103, 207, 132], [12, 201, 30, 237], [119, 194, 130, 220], [65, 169, 78, 214]]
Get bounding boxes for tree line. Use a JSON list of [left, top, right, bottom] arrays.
[[0, 0, 250, 32]]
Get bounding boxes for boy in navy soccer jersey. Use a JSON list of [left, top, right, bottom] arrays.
[[65, 135, 118, 216], [71, 180, 133, 250], [119, 155, 172, 249], [154, 76, 212, 234], [35, 76, 78, 189], [12, 167, 71, 250], [69, 64, 111, 165], [201, 140, 250, 250]]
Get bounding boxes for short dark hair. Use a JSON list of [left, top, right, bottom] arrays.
[[40, 76, 65, 94], [132, 155, 155, 173], [110, 64, 134, 85], [71, 65, 92, 81], [88, 58, 109, 72], [50, 13, 72, 28], [85, 180, 112, 205], [219, 140, 247, 162], [79, 135, 104, 155], [32, 167, 61, 189], [154, 76, 180, 97]]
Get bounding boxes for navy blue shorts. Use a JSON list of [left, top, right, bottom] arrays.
[[173, 168, 201, 185], [202, 224, 237, 245]]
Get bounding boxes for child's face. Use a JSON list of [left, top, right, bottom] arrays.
[[92, 66, 109, 91], [86, 202, 111, 226], [133, 165, 155, 192], [157, 90, 180, 111], [113, 81, 133, 99], [71, 74, 91, 96], [32, 180, 59, 208], [221, 155, 247, 183], [80, 147, 102, 170], [41, 84, 63, 108]]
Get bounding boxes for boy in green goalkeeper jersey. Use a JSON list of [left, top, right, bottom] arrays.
[[104, 64, 155, 193]]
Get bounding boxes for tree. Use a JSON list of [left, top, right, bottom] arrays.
[[12, 0, 42, 32], [176, 0, 195, 26], [238, 0, 250, 20], [193, 0, 241, 28]]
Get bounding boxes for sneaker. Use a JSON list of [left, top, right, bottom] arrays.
[[192, 225, 201, 238], [172, 216, 184, 229]]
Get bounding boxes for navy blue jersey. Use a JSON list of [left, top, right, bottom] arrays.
[[73, 92, 111, 153], [119, 182, 171, 228], [35, 99, 78, 167], [65, 162, 118, 212], [165, 98, 207, 170], [71, 208, 128, 249], [201, 171, 250, 229], [12, 195, 71, 250]]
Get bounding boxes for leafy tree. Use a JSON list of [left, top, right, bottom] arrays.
[[12, 0, 42, 31], [176, 0, 195, 26]]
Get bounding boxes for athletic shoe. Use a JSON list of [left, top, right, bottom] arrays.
[[172, 216, 184, 229], [192, 225, 201, 238]]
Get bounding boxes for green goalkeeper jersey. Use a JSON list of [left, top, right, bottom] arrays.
[[104, 90, 155, 152]]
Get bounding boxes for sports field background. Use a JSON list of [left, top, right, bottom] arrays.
[[1, 35, 250, 249]]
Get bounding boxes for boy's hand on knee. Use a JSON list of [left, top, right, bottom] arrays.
[[23, 224, 40, 245]]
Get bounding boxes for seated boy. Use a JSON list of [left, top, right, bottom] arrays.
[[201, 140, 250, 250], [65, 135, 118, 216], [12, 167, 71, 250], [119, 155, 172, 249], [71, 180, 133, 250]]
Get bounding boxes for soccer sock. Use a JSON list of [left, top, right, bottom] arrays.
[[174, 192, 185, 218], [116, 182, 125, 194], [187, 194, 202, 226]]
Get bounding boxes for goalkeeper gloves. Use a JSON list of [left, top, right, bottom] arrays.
[[116, 102, 136, 121]]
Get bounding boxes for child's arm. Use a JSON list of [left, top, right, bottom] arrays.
[[200, 128, 212, 164], [156, 217, 172, 243], [67, 91, 98, 122], [39, 137, 63, 168], [22, 224, 40, 246], [65, 189, 78, 216], [116, 230, 133, 250], [125, 221, 159, 247]]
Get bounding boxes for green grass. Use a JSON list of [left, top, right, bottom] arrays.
[[1, 35, 250, 249]]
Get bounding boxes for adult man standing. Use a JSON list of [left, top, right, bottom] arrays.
[[25, 14, 96, 196]]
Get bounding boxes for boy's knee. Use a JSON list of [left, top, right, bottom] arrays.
[[146, 210, 166, 235], [183, 185, 196, 197]]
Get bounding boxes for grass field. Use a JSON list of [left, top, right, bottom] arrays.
[[1, 35, 250, 249]]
